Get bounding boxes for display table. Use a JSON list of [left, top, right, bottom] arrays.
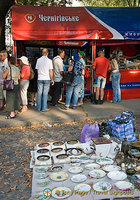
[[32, 164, 140, 200], [104, 70, 140, 100]]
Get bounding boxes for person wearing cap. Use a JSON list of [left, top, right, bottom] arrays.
[[19, 56, 30, 113], [35, 48, 54, 112]]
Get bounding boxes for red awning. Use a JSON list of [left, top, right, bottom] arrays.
[[12, 5, 114, 40]]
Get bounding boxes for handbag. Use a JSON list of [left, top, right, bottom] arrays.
[[61, 71, 75, 85], [3, 67, 14, 90]]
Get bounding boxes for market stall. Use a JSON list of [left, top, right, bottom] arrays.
[[12, 5, 140, 99]]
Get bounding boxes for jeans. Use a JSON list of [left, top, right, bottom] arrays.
[[65, 76, 83, 107], [37, 80, 50, 111], [112, 72, 121, 103]]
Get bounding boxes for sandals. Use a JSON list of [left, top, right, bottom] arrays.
[[18, 107, 28, 114], [6, 115, 16, 119]]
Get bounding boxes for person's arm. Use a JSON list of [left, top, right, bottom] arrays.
[[112, 59, 117, 70], [2, 68, 9, 79], [49, 69, 54, 85], [81, 69, 85, 76]]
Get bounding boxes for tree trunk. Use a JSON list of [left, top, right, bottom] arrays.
[[0, 0, 15, 51]]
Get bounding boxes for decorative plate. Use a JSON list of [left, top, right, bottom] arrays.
[[67, 140, 78, 144], [56, 154, 69, 159], [37, 155, 50, 161], [74, 183, 91, 193], [71, 174, 87, 183], [89, 169, 106, 179], [96, 157, 114, 165], [93, 182, 112, 192], [51, 148, 63, 153], [68, 167, 83, 174], [37, 149, 49, 154], [102, 165, 121, 172], [107, 171, 127, 181], [85, 163, 100, 170], [80, 156, 89, 160], [53, 141, 64, 146], [66, 148, 82, 156], [38, 143, 50, 148], [51, 165, 63, 172], [52, 187, 72, 199], [36, 172, 49, 179], [115, 181, 135, 191], [35, 167, 50, 173], [50, 172, 68, 182], [71, 163, 81, 167], [37, 179, 50, 187], [32, 192, 50, 200]]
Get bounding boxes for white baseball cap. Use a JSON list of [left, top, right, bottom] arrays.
[[18, 56, 29, 65]]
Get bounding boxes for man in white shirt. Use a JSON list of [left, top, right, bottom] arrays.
[[36, 48, 54, 112], [52, 49, 65, 106]]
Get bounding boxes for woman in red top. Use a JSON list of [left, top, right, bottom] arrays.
[[19, 56, 30, 113]]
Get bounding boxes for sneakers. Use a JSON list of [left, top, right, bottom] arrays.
[[77, 102, 83, 106], [59, 106, 69, 110]]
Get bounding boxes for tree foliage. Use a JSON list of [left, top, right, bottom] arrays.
[[78, 0, 140, 7], [0, 0, 72, 51]]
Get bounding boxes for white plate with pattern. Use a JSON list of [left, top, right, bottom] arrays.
[[52, 187, 72, 199], [93, 182, 112, 192], [71, 174, 87, 183], [96, 157, 114, 165], [102, 165, 121, 172], [68, 167, 83, 174], [89, 169, 106, 179], [74, 183, 91, 193], [85, 163, 100, 170], [115, 181, 134, 191], [107, 171, 127, 181]]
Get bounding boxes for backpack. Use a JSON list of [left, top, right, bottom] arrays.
[[29, 67, 35, 80], [84, 67, 90, 78]]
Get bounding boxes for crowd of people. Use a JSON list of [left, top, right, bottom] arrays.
[[0, 48, 122, 119]]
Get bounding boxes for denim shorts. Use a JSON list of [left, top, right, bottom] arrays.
[[94, 76, 106, 89]]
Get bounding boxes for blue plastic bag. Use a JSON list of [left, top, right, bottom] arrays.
[[80, 122, 99, 143], [108, 116, 137, 142]]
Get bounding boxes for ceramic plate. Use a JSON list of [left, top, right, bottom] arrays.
[[32, 192, 50, 200], [115, 181, 134, 191], [85, 163, 100, 170], [37, 179, 50, 187], [68, 167, 83, 174], [74, 183, 91, 193], [35, 167, 50, 173], [89, 169, 106, 179], [107, 171, 127, 181], [52, 187, 72, 199], [96, 157, 114, 165], [36, 172, 49, 179], [50, 172, 68, 182], [71, 174, 87, 183], [93, 182, 112, 192], [102, 165, 121, 172], [51, 165, 63, 172]]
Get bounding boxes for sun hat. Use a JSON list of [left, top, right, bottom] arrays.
[[18, 56, 29, 65]]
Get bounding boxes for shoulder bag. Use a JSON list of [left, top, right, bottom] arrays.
[[3, 67, 14, 90]]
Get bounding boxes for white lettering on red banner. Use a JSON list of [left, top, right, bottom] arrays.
[[38, 14, 79, 22]]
